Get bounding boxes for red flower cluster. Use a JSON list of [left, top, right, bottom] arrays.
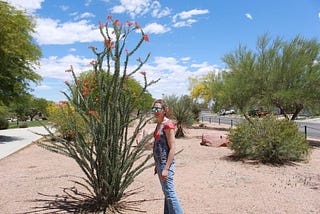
[[88, 46, 97, 50], [143, 34, 150, 42], [88, 110, 98, 116], [104, 39, 114, 49], [114, 19, 121, 26], [58, 101, 68, 106], [140, 71, 146, 76], [135, 22, 140, 29], [90, 60, 96, 66], [126, 20, 133, 26]]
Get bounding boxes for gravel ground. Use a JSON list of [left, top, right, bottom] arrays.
[[0, 124, 319, 214]]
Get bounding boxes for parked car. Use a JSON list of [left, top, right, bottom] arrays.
[[218, 109, 236, 116], [248, 109, 270, 117], [7, 118, 17, 122]]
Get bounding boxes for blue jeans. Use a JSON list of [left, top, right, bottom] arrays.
[[156, 164, 183, 214]]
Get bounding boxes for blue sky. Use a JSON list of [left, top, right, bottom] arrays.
[[5, 0, 320, 102]]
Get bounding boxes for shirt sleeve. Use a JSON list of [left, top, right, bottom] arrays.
[[164, 121, 175, 131]]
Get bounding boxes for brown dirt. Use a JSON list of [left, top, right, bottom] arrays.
[[0, 123, 319, 214]]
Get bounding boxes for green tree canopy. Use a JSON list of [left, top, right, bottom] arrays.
[[214, 34, 320, 121], [188, 71, 216, 105], [69, 70, 154, 112], [0, 1, 42, 105], [7, 94, 51, 121]]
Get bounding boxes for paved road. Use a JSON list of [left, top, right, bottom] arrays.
[[0, 126, 52, 160], [200, 110, 320, 140]]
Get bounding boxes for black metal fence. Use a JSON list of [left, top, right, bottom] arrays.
[[200, 112, 320, 141]]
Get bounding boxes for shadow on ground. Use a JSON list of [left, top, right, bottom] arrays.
[[0, 135, 22, 144], [22, 186, 157, 214]]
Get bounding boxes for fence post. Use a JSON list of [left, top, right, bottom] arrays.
[[209, 117, 211, 123], [218, 118, 220, 125], [304, 126, 307, 139], [231, 120, 233, 127]]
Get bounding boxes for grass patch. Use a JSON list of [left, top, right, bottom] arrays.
[[8, 120, 49, 129]]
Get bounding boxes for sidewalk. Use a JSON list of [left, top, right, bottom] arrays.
[[0, 126, 51, 160]]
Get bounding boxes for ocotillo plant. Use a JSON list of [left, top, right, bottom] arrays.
[[40, 15, 159, 213]]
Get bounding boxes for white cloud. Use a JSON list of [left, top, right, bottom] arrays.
[[190, 62, 216, 75], [181, 57, 191, 61], [173, 19, 197, 28], [133, 56, 217, 99], [173, 9, 209, 22], [172, 9, 208, 28], [60, 5, 69, 11], [73, 12, 96, 21], [37, 54, 218, 100], [245, 13, 253, 20], [318, 12, 320, 19], [84, 0, 93, 7], [69, 12, 78, 17], [37, 55, 93, 80], [151, 2, 171, 18], [35, 84, 52, 90], [143, 23, 170, 34], [111, 0, 153, 18], [191, 62, 209, 68], [111, 0, 170, 19], [33, 18, 102, 45], [5, 0, 44, 13]]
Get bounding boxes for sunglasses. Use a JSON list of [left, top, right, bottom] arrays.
[[151, 107, 163, 112]]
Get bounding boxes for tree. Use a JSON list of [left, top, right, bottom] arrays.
[[263, 36, 320, 120], [219, 45, 260, 121], [8, 95, 51, 123], [189, 71, 216, 107], [0, 1, 42, 105], [39, 16, 159, 213], [217, 34, 320, 121], [10, 94, 32, 121], [72, 70, 154, 113], [29, 97, 52, 120]]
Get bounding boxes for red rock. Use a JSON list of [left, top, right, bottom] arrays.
[[200, 133, 229, 147]]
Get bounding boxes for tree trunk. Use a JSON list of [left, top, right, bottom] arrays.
[[291, 103, 303, 120]]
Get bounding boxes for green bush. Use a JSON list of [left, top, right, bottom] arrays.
[[48, 103, 87, 141], [0, 116, 9, 130], [18, 122, 28, 128], [228, 116, 310, 164]]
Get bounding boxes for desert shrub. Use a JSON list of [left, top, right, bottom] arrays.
[[48, 102, 87, 140], [0, 116, 9, 130], [228, 116, 310, 164], [164, 95, 196, 138], [39, 16, 158, 213], [18, 122, 28, 128]]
